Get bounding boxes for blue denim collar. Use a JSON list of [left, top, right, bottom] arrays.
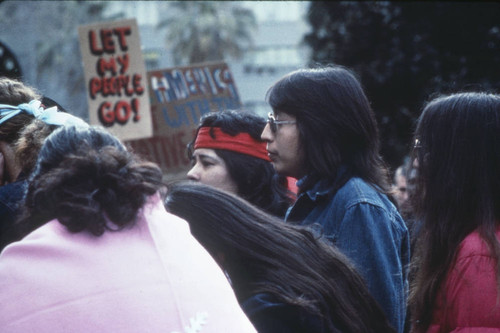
[[297, 165, 348, 201]]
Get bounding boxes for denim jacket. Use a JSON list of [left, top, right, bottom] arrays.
[[286, 171, 410, 333]]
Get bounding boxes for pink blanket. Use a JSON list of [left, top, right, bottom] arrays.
[[0, 194, 256, 333]]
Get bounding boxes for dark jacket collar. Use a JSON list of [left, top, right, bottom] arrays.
[[296, 165, 349, 201]]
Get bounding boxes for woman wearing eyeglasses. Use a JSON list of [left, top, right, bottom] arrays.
[[187, 109, 294, 217], [409, 92, 500, 332], [261, 65, 409, 333]]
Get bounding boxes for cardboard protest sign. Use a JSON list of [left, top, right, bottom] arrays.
[[78, 18, 152, 141], [127, 61, 241, 178]]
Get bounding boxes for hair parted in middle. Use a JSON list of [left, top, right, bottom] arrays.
[[164, 181, 395, 333], [266, 65, 390, 192]]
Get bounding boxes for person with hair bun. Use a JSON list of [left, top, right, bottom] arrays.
[[0, 125, 257, 333]]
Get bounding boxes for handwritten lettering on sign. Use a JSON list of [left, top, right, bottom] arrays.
[[126, 62, 242, 178], [78, 19, 152, 141]]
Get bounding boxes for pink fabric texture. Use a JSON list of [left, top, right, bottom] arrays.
[[427, 228, 500, 333], [0, 194, 256, 333]]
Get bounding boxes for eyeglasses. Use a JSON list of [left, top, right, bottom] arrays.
[[267, 112, 296, 133]]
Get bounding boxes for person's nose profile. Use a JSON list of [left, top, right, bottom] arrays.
[[186, 166, 200, 181], [261, 123, 273, 142]]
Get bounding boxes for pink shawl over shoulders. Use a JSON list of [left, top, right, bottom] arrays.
[[0, 193, 256, 333]]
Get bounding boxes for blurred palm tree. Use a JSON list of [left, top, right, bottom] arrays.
[[158, 1, 257, 65]]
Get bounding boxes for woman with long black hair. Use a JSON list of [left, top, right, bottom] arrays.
[[165, 181, 396, 333], [409, 92, 500, 332]]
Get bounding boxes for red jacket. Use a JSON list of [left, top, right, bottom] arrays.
[[427, 228, 500, 333]]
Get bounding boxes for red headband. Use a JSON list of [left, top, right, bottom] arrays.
[[194, 127, 271, 161]]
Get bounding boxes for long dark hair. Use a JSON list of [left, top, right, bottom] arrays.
[[165, 181, 395, 333], [266, 65, 390, 192], [17, 125, 164, 237], [409, 92, 500, 332], [188, 110, 291, 216]]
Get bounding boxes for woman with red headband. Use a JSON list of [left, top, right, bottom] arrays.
[[187, 110, 293, 217]]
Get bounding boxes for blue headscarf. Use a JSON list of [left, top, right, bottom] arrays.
[[0, 100, 87, 127]]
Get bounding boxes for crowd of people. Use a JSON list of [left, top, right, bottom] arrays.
[[0, 63, 499, 333]]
